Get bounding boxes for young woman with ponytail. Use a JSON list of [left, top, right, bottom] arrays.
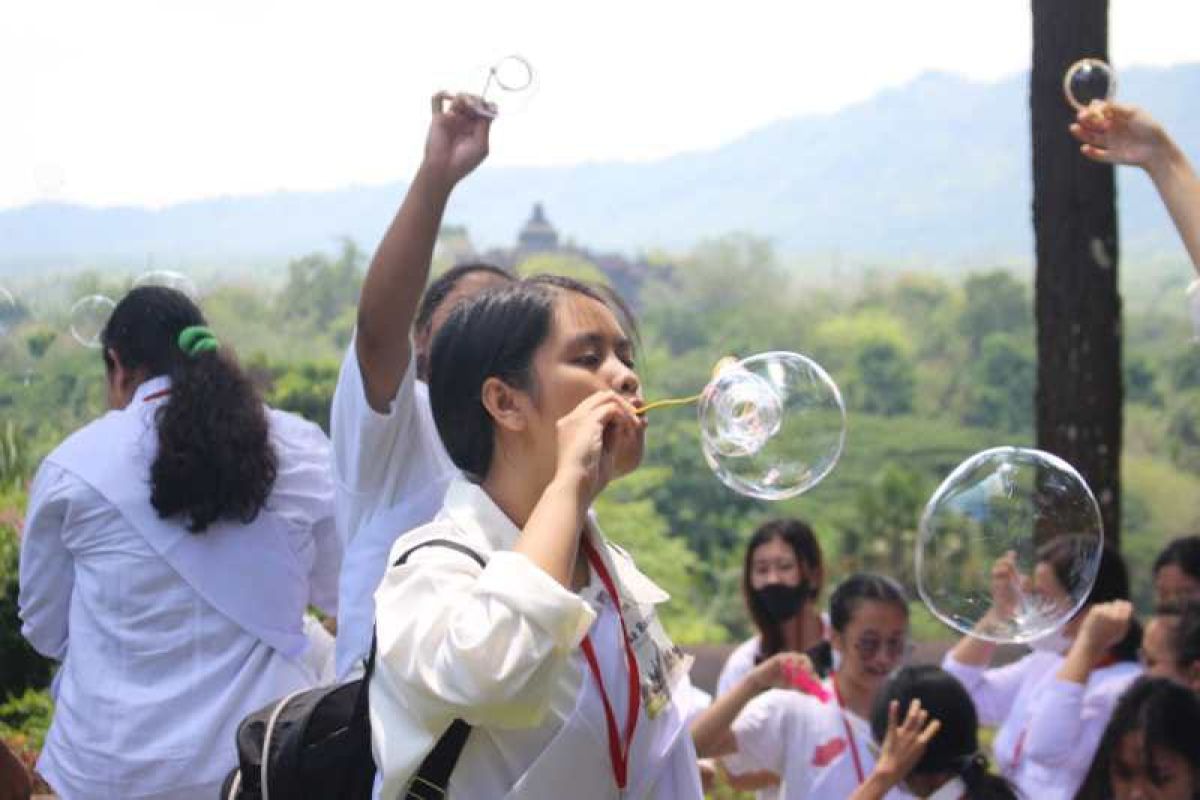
[[852, 666, 1019, 800], [18, 286, 341, 800]]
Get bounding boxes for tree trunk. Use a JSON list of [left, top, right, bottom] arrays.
[[1031, 0, 1122, 548]]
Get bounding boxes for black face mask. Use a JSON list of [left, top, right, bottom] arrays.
[[754, 582, 809, 623]]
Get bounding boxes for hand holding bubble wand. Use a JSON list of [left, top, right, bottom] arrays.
[[462, 54, 536, 119]]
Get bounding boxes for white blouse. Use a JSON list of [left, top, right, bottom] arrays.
[[370, 478, 705, 799], [943, 651, 1142, 800], [19, 377, 341, 800], [330, 338, 458, 678]]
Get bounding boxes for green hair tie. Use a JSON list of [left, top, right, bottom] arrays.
[[178, 325, 219, 357]]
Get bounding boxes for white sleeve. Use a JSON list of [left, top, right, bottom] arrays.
[[18, 462, 75, 661], [329, 335, 421, 543], [716, 639, 757, 698], [268, 410, 342, 615], [1023, 672, 1134, 773], [942, 651, 1036, 728], [726, 689, 804, 777], [373, 540, 596, 729]]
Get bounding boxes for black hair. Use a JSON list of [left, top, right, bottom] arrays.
[[1158, 599, 1200, 672], [413, 262, 513, 337], [1153, 535, 1200, 582], [1073, 677, 1200, 800], [742, 519, 823, 660], [829, 573, 909, 633], [101, 286, 276, 533], [871, 666, 1019, 800], [1039, 541, 1141, 662], [428, 274, 636, 480]]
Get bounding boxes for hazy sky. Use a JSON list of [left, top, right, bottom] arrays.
[[2, 0, 1196, 210]]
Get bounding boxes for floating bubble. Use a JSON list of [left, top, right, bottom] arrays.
[[133, 270, 199, 301], [916, 447, 1104, 643], [69, 294, 116, 348], [697, 352, 846, 500], [0, 287, 19, 337], [1064, 58, 1116, 111]]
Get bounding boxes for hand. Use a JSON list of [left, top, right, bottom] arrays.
[[1075, 600, 1133, 659], [871, 699, 941, 786], [1070, 101, 1171, 171], [748, 651, 816, 693], [421, 91, 493, 187], [553, 390, 645, 503], [989, 551, 1028, 621]]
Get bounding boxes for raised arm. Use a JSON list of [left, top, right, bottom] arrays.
[[1071, 101, 1200, 274], [356, 92, 492, 411], [690, 652, 809, 758]]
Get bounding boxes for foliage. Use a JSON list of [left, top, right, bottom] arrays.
[[0, 689, 52, 753], [0, 517, 52, 701]]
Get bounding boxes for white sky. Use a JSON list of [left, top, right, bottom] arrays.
[[1, 0, 1196, 210]]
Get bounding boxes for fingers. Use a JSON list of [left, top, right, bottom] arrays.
[[918, 718, 942, 746], [886, 699, 900, 737], [431, 91, 453, 115]]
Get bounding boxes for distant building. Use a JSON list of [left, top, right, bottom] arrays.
[[474, 202, 673, 308]]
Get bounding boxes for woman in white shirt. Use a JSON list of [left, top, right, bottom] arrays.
[[693, 573, 916, 799], [943, 545, 1143, 800], [18, 286, 340, 800], [369, 273, 706, 798], [715, 518, 828, 796]]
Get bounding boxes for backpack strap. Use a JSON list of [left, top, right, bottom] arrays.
[[358, 538, 486, 799]]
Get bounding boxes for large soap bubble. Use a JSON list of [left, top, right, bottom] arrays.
[[70, 294, 116, 348], [698, 352, 846, 500], [1064, 58, 1116, 111], [916, 447, 1104, 643]]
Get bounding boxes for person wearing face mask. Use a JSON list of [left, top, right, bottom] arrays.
[[1141, 600, 1200, 693], [694, 573, 916, 799], [944, 544, 1143, 800], [712, 519, 827, 796]]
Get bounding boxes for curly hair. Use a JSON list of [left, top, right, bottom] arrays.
[[101, 286, 276, 532]]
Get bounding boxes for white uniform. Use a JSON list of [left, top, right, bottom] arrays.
[[18, 376, 340, 800], [726, 688, 912, 800], [943, 651, 1142, 800], [370, 478, 706, 799], [330, 339, 458, 678]]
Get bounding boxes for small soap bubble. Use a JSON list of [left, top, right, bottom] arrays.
[[132, 270, 199, 301], [69, 294, 116, 348], [916, 447, 1104, 643], [1064, 58, 1116, 111]]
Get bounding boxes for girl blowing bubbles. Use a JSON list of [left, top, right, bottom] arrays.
[[369, 276, 706, 798]]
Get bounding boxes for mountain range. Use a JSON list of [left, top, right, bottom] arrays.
[[3, 64, 1199, 275]]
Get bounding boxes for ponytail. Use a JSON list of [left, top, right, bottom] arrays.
[[957, 752, 1019, 800], [101, 287, 276, 533]]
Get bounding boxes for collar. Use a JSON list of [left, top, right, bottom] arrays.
[[927, 777, 967, 800], [132, 375, 172, 404]]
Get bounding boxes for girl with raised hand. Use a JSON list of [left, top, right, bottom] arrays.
[[331, 91, 514, 680], [1073, 677, 1200, 800], [852, 666, 1017, 800], [369, 275, 705, 798], [944, 545, 1143, 800], [694, 573, 916, 799], [18, 286, 340, 800]]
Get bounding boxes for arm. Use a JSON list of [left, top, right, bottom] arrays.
[[17, 463, 74, 661], [1072, 102, 1200, 273], [691, 653, 810, 758], [356, 93, 492, 412]]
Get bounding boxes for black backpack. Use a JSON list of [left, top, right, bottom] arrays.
[[220, 539, 484, 800]]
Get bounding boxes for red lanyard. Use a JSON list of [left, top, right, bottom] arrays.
[[832, 673, 866, 785], [579, 537, 641, 794], [143, 388, 171, 402]]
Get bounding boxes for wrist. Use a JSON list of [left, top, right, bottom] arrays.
[[413, 162, 457, 199], [1145, 134, 1187, 181]]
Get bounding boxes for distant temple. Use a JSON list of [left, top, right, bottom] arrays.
[[445, 202, 672, 308]]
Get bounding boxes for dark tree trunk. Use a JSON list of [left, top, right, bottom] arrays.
[[1031, 0, 1122, 548]]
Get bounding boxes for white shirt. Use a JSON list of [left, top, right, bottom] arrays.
[[370, 478, 705, 799], [330, 339, 458, 678], [943, 650, 1142, 800], [727, 689, 912, 800], [18, 377, 340, 800]]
